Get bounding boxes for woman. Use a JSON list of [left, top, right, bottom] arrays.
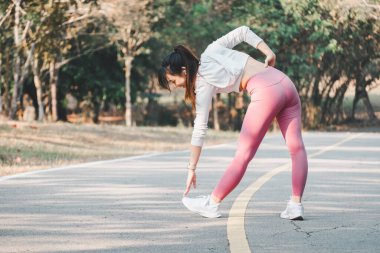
[[158, 26, 308, 220]]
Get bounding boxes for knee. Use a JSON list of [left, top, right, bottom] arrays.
[[235, 146, 255, 163], [287, 139, 305, 155], [229, 152, 252, 172]]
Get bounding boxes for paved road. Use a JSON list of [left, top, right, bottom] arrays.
[[0, 132, 379, 253]]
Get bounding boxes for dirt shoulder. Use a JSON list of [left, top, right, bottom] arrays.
[[0, 121, 239, 177], [2, 120, 378, 178]]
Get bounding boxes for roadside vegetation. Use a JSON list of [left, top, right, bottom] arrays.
[[1, 1, 379, 177], [0, 122, 239, 176]]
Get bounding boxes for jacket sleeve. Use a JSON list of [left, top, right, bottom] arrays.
[[191, 79, 217, 147], [212, 26, 263, 49]]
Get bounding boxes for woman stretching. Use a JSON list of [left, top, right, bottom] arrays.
[[158, 26, 308, 220]]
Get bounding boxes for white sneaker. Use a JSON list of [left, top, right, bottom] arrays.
[[280, 199, 304, 220], [182, 195, 222, 218]]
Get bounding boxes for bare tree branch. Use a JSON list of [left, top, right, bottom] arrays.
[[11, 0, 26, 15], [62, 13, 90, 25], [55, 42, 113, 69], [21, 20, 31, 41], [361, 0, 380, 9], [0, 3, 14, 27], [18, 43, 35, 87]]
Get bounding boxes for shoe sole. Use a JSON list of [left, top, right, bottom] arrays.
[[280, 214, 304, 220], [182, 199, 221, 218]]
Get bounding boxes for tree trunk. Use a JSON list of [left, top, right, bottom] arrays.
[[351, 86, 360, 121], [361, 89, 376, 121], [320, 78, 337, 124], [3, 48, 10, 115], [32, 57, 45, 121], [351, 83, 364, 121], [235, 93, 244, 131], [10, 0, 21, 119], [350, 76, 377, 121], [92, 95, 100, 124], [228, 93, 233, 129], [212, 94, 220, 131], [311, 70, 322, 106], [351, 68, 377, 121], [49, 59, 58, 121], [123, 53, 133, 127], [333, 81, 349, 124], [0, 54, 3, 114]]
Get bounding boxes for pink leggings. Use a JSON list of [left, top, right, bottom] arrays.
[[212, 67, 308, 201]]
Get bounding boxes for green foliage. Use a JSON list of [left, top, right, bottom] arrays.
[[224, 0, 379, 126], [60, 46, 125, 111], [1, 0, 379, 127], [152, 0, 237, 55]]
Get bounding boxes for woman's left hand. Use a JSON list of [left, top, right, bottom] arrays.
[[183, 170, 196, 196], [264, 53, 276, 67]]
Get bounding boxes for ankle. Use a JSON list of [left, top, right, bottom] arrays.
[[211, 194, 222, 205], [291, 196, 302, 203]]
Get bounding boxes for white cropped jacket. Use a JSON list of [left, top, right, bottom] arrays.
[[191, 26, 263, 147]]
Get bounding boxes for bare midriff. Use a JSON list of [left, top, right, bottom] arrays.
[[239, 57, 267, 91]]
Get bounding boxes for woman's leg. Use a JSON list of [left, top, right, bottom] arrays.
[[212, 85, 285, 202], [276, 78, 308, 201]]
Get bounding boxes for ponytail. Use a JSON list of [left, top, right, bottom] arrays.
[[158, 45, 199, 110]]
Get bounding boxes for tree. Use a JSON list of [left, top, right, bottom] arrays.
[[26, 0, 101, 121], [4, 0, 34, 119], [97, 0, 154, 126], [0, 2, 14, 115], [151, 0, 238, 130], [59, 45, 125, 123], [231, 0, 380, 127]]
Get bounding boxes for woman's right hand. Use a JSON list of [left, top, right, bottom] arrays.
[[265, 52, 276, 67], [183, 170, 196, 196], [257, 41, 276, 67]]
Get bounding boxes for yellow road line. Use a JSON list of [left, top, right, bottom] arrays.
[[227, 133, 362, 253]]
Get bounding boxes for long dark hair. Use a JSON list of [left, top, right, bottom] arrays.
[[158, 45, 199, 109]]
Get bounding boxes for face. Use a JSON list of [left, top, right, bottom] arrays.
[[166, 71, 186, 89]]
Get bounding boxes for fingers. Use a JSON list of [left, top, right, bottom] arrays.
[[265, 54, 276, 68], [264, 58, 269, 68], [270, 54, 276, 67], [183, 181, 191, 196], [183, 174, 196, 196], [270, 58, 276, 67], [183, 187, 189, 196]]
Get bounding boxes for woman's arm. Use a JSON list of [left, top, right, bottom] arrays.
[[212, 26, 276, 67], [183, 145, 202, 196], [190, 80, 216, 147], [189, 145, 202, 167], [212, 25, 263, 49], [257, 41, 276, 67], [184, 80, 216, 196]]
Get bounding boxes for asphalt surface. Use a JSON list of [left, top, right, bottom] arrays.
[[0, 132, 379, 253]]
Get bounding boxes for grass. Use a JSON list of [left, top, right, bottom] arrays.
[[0, 121, 239, 177], [2, 91, 379, 177]]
